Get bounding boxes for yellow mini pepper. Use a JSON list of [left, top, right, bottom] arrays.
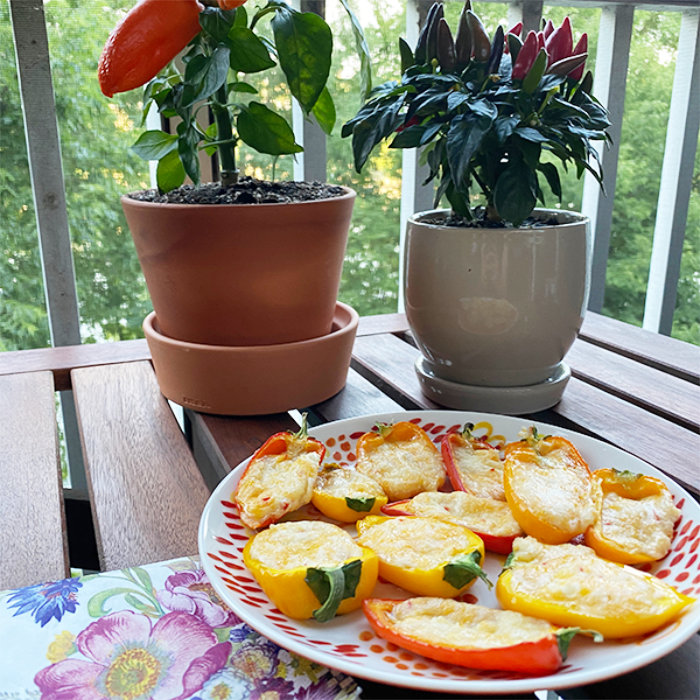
[[311, 464, 388, 523], [243, 520, 378, 622], [584, 468, 680, 565], [356, 515, 490, 597], [496, 537, 694, 638]]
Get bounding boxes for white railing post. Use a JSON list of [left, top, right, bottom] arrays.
[[9, 0, 88, 495], [507, 0, 543, 36], [399, 0, 435, 310], [643, 8, 700, 335], [581, 4, 635, 313]]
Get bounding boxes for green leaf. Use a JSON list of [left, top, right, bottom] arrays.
[[446, 112, 493, 189], [229, 81, 258, 94], [312, 86, 336, 135], [442, 550, 492, 590], [493, 163, 538, 225], [555, 628, 604, 661], [228, 26, 276, 73], [345, 496, 376, 512], [177, 123, 201, 184], [537, 161, 562, 199], [156, 149, 186, 193], [399, 37, 414, 73], [494, 115, 520, 143], [237, 102, 302, 155], [271, 7, 331, 113], [305, 559, 362, 623], [522, 48, 547, 93], [337, 0, 372, 99], [199, 6, 238, 42], [131, 566, 154, 593], [124, 593, 157, 615], [182, 46, 231, 107], [130, 130, 178, 161]]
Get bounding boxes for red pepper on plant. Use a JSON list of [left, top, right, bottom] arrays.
[[98, 0, 203, 98], [511, 30, 539, 80], [545, 16, 573, 66], [568, 33, 588, 81]]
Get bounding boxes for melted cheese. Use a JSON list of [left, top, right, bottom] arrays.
[[386, 597, 554, 648], [235, 451, 321, 529], [507, 537, 683, 617], [357, 440, 445, 501], [506, 452, 595, 534], [315, 466, 385, 499], [403, 491, 522, 537], [248, 520, 362, 569], [357, 516, 471, 569], [595, 490, 680, 560], [451, 443, 505, 500]]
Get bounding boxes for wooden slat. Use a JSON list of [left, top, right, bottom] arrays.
[[0, 372, 68, 587], [356, 313, 410, 337], [72, 361, 210, 571], [0, 339, 150, 391], [556, 378, 698, 496], [566, 339, 700, 431], [580, 312, 700, 382]]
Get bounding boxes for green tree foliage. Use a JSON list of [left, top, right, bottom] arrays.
[[0, 1, 697, 348]]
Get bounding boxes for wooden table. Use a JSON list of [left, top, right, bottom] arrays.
[[1, 311, 698, 699]]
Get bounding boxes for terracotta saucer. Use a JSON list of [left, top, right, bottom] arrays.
[[144, 302, 358, 415]]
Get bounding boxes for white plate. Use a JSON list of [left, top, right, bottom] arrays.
[[198, 410, 700, 695]]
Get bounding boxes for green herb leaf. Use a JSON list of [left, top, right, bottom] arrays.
[[131, 130, 178, 161], [305, 559, 362, 623], [237, 102, 303, 155], [228, 26, 276, 73], [443, 550, 492, 590], [271, 7, 331, 114], [345, 496, 376, 513]]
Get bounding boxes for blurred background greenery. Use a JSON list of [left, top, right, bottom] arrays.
[[1, 0, 698, 350]]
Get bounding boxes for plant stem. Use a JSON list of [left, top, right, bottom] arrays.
[[212, 85, 238, 186]]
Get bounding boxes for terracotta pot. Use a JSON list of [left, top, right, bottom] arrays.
[[122, 188, 355, 346], [404, 208, 591, 392], [143, 302, 358, 415]]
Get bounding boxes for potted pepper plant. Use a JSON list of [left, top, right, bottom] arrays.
[[99, 0, 370, 414], [343, 0, 611, 413]]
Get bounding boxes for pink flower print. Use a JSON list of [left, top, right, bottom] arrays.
[[158, 569, 239, 628], [34, 610, 231, 700]]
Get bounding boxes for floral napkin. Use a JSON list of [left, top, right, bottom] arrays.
[[0, 556, 361, 700]]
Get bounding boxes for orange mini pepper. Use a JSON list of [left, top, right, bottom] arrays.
[[356, 421, 445, 501], [503, 426, 595, 544], [583, 468, 680, 565], [98, 0, 203, 98], [363, 597, 595, 674]]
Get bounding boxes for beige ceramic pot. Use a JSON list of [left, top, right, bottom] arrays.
[[404, 209, 591, 392], [123, 188, 355, 346]]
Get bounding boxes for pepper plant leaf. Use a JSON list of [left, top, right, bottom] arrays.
[[237, 102, 303, 155], [493, 163, 538, 225], [131, 130, 178, 161], [228, 26, 276, 73], [271, 6, 332, 114], [156, 148, 186, 193]]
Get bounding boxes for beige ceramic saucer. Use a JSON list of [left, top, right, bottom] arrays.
[[144, 302, 358, 415], [415, 357, 571, 414]]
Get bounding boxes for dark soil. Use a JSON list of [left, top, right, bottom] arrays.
[[127, 177, 346, 205], [420, 209, 561, 229]]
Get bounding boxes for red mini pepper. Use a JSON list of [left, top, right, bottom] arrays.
[[568, 34, 588, 81], [363, 597, 593, 674], [511, 30, 539, 80], [98, 0, 203, 98], [441, 423, 504, 500], [233, 415, 325, 529], [545, 17, 573, 67]]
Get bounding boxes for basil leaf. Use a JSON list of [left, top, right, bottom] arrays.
[[305, 559, 362, 623], [443, 550, 492, 590], [555, 628, 604, 661], [345, 496, 376, 513]]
